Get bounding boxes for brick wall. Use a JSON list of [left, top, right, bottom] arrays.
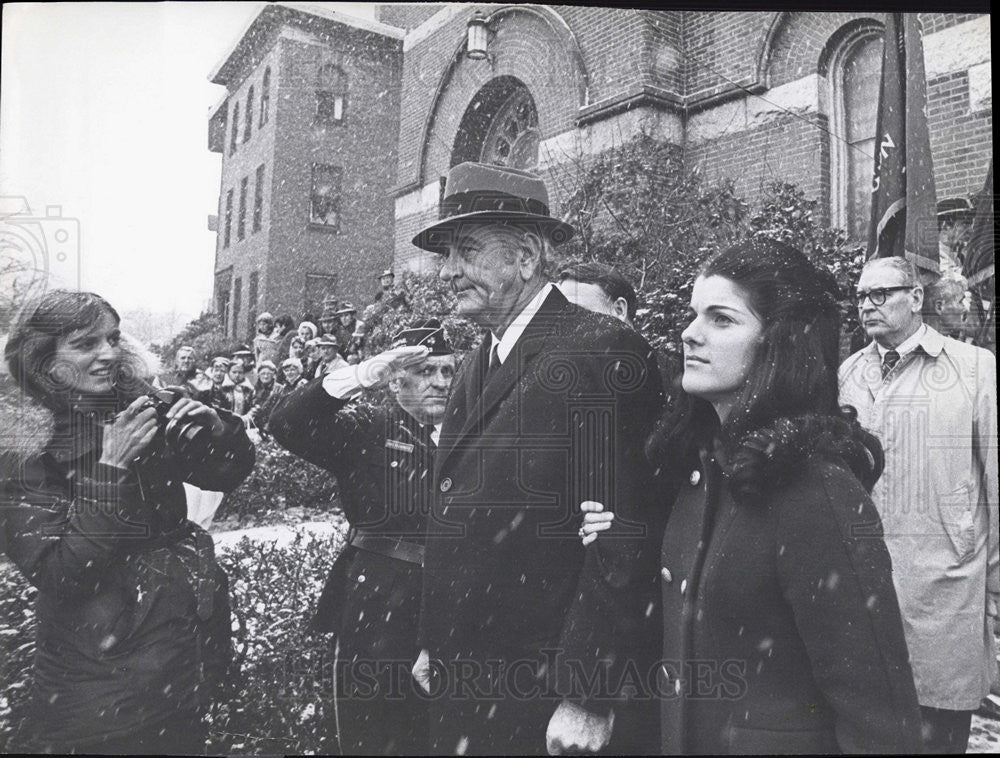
[[928, 70, 993, 199], [683, 12, 776, 99], [376, 4, 443, 31], [685, 113, 828, 217], [267, 32, 402, 317]]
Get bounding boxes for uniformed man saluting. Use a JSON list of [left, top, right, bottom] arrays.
[[267, 319, 455, 756]]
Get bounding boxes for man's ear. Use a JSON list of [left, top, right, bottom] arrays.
[[518, 233, 545, 281], [933, 299, 946, 316], [910, 284, 924, 313]]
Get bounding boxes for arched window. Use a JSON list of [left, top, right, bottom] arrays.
[[316, 64, 346, 125], [452, 77, 539, 170], [260, 67, 271, 127], [828, 25, 883, 240], [230, 100, 240, 155], [244, 85, 254, 143]]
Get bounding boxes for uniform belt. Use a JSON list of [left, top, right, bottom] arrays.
[[349, 528, 425, 566]]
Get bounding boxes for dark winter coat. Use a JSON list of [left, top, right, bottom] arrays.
[[420, 287, 663, 755], [0, 393, 254, 750], [658, 433, 923, 754], [268, 379, 436, 753], [268, 379, 435, 638]]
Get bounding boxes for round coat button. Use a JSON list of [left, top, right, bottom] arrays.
[[661, 567, 673, 583], [440, 477, 453, 492], [689, 470, 701, 486], [357, 574, 366, 583]]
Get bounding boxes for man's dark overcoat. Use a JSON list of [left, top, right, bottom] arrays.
[[658, 440, 923, 754], [268, 379, 435, 755], [419, 288, 663, 755]]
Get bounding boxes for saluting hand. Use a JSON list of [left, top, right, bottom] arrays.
[[356, 345, 430, 388]]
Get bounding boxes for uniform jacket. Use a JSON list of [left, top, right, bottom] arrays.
[[0, 393, 254, 748], [839, 325, 999, 709], [268, 379, 435, 642], [420, 287, 663, 753], [659, 436, 922, 754]]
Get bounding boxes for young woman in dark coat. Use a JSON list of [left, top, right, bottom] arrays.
[[0, 290, 254, 754], [581, 239, 923, 754]]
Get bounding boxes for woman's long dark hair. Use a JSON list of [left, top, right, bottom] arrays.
[[4, 290, 147, 409], [648, 238, 882, 500]]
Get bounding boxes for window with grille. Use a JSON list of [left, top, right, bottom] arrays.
[[260, 67, 271, 127], [230, 101, 240, 155], [238, 177, 248, 240], [829, 25, 884, 240], [316, 63, 347, 125], [253, 164, 265, 233], [232, 276, 242, 339], [310, 164, 342, 230], [247, 271, 259, 335], [244, 86, 254, 143], [224, 189, 233, 248]]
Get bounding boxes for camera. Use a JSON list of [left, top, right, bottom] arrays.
[[144, 387, 213, 458]]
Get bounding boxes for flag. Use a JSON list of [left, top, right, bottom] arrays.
[[963, 161, 994, 291], [866, 13, 939, 278]]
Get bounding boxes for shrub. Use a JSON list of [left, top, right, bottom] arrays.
[[0, 527, 348, 754], [216, 436, 339, 524], [0, 562, 35, 752], [208, 528, 345, 754]]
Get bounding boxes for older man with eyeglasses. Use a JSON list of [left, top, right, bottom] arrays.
[[839, 256, 998, 754]]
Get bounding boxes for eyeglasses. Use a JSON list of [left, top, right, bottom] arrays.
[[854, 286, 915, 307]]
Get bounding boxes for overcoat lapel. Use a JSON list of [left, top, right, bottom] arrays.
[[437, 288, 570, 469]]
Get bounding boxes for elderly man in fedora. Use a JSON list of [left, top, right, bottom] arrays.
[[410, 162, 664, 755]]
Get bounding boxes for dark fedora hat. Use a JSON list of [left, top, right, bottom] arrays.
[[411, 162, 575, 254]]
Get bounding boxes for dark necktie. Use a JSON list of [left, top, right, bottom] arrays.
[[484, 343, 501, 387], [881, 349, 900, 379]]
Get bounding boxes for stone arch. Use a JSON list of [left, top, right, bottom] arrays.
[[415, 5, 588, 187], [764, 11, 885, 90]]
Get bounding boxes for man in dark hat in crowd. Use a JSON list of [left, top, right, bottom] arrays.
[[373, 269, 395, 301], [410, 161, 664, 755], [937, 196, 976, 271], [319, 296, 340, 339], [333, 302, 361, 361], [373, 268, 410, 310], [314, 334, 347, 377], [268, 319, 456, 755]]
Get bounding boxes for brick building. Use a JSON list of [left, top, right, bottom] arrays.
[[208, 5, 991, 321], [208, 3, 402, 341]]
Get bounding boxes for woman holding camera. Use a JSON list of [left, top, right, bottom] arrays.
[[579, 240, 922, 754], [0, 290, 255, 754]]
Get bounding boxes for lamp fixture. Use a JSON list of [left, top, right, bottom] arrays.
[[466, 11, 490, 61]]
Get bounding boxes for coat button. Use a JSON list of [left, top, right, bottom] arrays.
[[661, 567, 673, 583], [440, 477, 452, 492], [689, 470, 701, 486], [357, 574, 366, 583], [680, 579, 687, 595]]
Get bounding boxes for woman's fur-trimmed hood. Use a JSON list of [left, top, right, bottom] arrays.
[[725, 411, 885, 505], [0, 331, 162, 460]]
